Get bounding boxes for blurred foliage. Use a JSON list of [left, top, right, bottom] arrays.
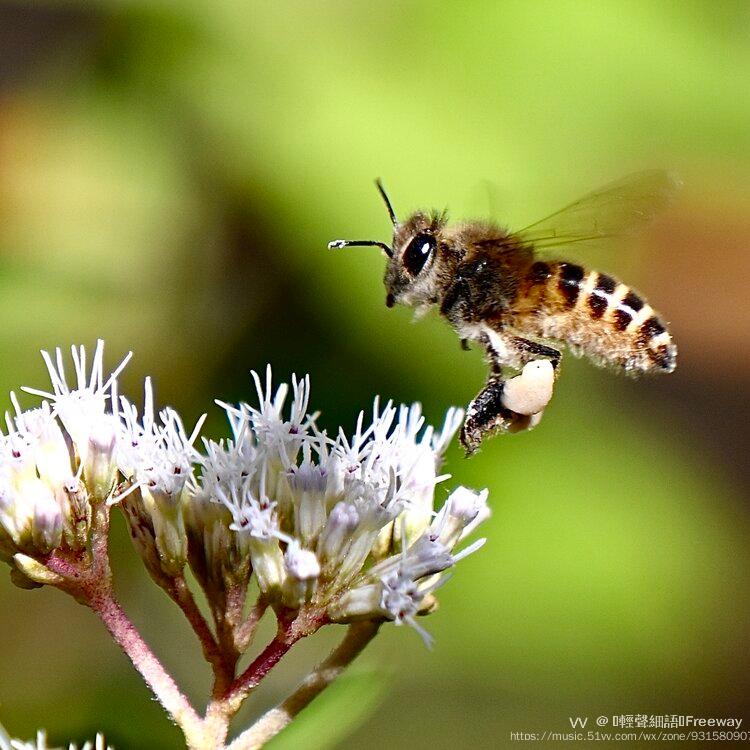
[[0, 1, 748, 748], [266, 672, 387, 750]]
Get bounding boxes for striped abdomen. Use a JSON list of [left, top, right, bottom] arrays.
[[517, 260, 676, 375]]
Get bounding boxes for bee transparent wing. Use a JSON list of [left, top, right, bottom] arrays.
[[516, 170, 681, 250]]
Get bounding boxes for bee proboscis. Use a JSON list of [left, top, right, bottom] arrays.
[[329, 172, 678, 454]]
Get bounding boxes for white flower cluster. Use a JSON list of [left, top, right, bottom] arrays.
[[0, 343, 129, 582], [196, 368, 489, 643], [0, 343, 489, 642], [0, 727, 111, 750]]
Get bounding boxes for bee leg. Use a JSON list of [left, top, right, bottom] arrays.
[[460, 333, 556, 455], [460, 338, 470, 351], [477, 331, 504, 375], [440, 274, 473, 324], [460, 376, 540, 456], [510, 336, 562, 372]]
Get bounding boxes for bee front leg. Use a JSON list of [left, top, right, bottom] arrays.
[[440, 274, 472, 324]]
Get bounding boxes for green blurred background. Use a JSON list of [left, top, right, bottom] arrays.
[[0, 1, 748, 748]]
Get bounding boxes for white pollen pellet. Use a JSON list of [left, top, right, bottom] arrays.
[[501, 360, 555, 416]]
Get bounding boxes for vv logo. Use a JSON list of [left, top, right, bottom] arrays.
[[569, 717, 588, 728]]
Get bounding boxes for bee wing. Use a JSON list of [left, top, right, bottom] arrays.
[[516, 170, 682, 250]]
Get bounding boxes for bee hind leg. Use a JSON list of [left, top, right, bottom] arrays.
[[510, 336, 562, 372], [460, 376, 542, 455], [460, 333, 558, 455]]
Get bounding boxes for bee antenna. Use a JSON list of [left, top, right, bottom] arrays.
[[328, 239, 394, 258], [375, 178, 397, 225]]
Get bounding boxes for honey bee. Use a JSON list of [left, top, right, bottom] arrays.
[[329, 171, 678, 454]]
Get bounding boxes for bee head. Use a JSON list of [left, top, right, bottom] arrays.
[[384, 210, 447, 308], [328, 180, 448, 310]]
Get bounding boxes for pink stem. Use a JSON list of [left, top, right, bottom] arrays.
[[169, 577, 227, 673], [45, 505, 221, 748], [223, 632, 299, 711], [227, 621, 381, 750], [89, 589, 205, 745], [236, 598, 268, 652]]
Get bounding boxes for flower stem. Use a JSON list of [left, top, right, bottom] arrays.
[[227, 620, 381, 750], [89, 588, 206, 748], [236, 598, 268, 652], [223, 632, 298, 714], [211, 583, 246, 669], [168, 575, 233, 688]]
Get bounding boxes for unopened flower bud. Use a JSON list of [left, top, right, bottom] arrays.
[[432, 487, 490, 549], [396, 448, 438, 549], [370, 520, 395, 560], [0, 481, 32, 548], [121, 490, 165, 584], [24, 408, 72, 489], [370, 535, 454, 583], [282, 541, 320, 607], [5, 436, 36, 486], [184, 493, 251, 603], [30, 481, 63, 553], [84, 417, 118, 502], [418, 592, 439, 615], [13, 553, 64, 586], [62, 476, 92, 549], [141, 485, 188, 577], [317, 501, 359, 568], [9, 563, 43, 589], [323, 453, 347, 506], [0, 522, 16, 564], [327, 583, 382, 622], [247, 537, 285, 596], [288, 463, 327, 546]]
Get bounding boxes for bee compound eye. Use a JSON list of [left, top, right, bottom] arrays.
[[403, 234, 435, 276]]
